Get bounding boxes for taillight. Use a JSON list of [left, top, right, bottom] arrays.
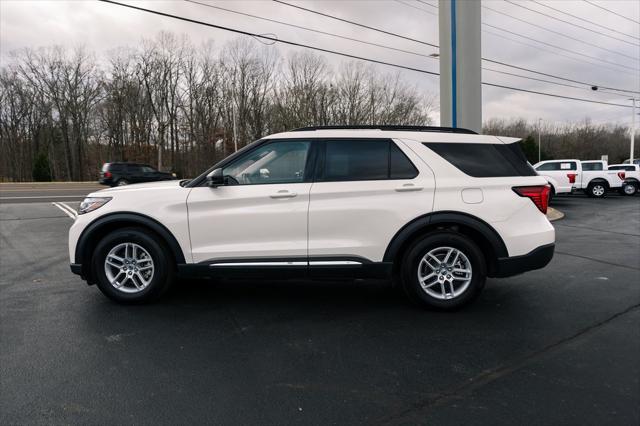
[[567, 173, 577, 184], [617, 171, 625, 180], [104, 171, 112, 178], [513, 185, 550, 214]]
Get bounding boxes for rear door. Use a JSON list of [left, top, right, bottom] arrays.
[[307, 138, 435, 265]]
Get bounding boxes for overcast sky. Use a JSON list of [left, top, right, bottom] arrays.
[[1, 0, 639, 127]]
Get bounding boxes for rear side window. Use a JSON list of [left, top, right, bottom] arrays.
[[536, 161, 577, 171], [609, 165, 634, 171], [423, 142, 537, 177], [321, 139, 418, 181], [582, 162, 603, 171]]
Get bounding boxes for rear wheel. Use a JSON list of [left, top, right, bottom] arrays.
[[92, 227, 174, 303], [116, 179, 129, 186], [400, 232, 486, 310], [621, 182, 637, 196], [587, 182, 607, 198]]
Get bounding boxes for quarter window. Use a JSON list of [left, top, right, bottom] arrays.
[[425, 142, 537, 177]]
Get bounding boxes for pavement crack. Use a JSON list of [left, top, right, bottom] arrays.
[[555, 250, 640, 271], [376, 303, 640, 425]]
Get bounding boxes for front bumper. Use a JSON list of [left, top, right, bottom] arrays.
[[493, 243, 555, 278]]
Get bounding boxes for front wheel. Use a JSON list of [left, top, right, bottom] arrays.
[[92, 227, 174, 303], [587, 182, 607, 198], [400, 232, 487, 310], [621, 182, 638, 196]]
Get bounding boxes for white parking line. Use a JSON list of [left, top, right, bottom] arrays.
[[1, 195, 86, 200], [52, 202, 78, 219]]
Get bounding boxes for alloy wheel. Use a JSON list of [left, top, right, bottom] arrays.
[[417, 247, 473, 300], [104, 242, 155, 293]]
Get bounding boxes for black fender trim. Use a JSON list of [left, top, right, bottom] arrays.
[[74, 212, 187, 272], [383, 211, 509, 263]]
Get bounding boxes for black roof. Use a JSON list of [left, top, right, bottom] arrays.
[[290, 125, 478, 134]]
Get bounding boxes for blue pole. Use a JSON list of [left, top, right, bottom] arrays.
[[450, 0, 457, 128]]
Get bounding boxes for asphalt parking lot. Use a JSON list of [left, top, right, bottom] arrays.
[[1, 189, 639, 425]]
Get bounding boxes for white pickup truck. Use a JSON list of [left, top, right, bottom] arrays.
[[609, 163, 639, 196], [534, 159, 625, 198]]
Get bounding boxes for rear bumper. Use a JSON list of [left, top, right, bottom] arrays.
[[493, 243, 555, 278]]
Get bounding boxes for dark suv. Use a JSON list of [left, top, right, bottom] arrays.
[[99, 162, 176, 187]]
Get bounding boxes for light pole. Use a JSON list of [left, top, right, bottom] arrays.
[[538, 118, 542, 163], [631, 98, 636, 163]]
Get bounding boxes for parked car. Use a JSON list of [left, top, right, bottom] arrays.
[[533, 159, 624, 198], [70, 126, 555, 310], [608, 163, 639, 196], [532, 159, 580, 197], [622, 158, 640, 166], [99, 162, 176, 187]]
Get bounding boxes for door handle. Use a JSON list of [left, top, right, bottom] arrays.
[[270, 190, 297, 199], [395, 184, 423, 192]]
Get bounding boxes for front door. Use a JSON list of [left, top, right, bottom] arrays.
[[187, 140, 313, 264]]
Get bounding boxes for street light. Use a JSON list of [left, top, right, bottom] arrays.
[[538, 118, 542, 163]]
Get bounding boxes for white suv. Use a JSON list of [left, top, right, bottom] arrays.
[[69, 126, 555, 309]]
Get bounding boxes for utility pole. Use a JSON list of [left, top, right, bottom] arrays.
[[538, 118, 542, 163], [439, 0, 482, 133], [232, 79, 238, 153]]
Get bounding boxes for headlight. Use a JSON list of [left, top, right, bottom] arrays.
[[78, 197, 112, 215]]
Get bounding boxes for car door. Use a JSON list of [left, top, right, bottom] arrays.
[[141, 165, 162, 182], [127, 164, 145, 183], [307, 138, 435, 265], [186, 139, 314, 264]]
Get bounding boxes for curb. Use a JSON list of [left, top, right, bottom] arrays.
[[547, 207, 564, 222]]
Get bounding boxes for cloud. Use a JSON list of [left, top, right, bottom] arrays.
[[1, 0, 638, 126]]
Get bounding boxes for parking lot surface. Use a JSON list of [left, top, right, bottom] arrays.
[[1, 193, 639, 425]]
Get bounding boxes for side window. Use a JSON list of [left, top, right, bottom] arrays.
[[142, 166, 156, 173], [424, 142, 537, 177], [128, 165, 142, 173], [322, 139, 389, 181], [582, 162, 603, 171], [223, 141, 310, 185], [536, 162, 557, 171], [390, 142, 419, 179]]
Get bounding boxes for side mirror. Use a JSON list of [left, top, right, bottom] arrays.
[[206, 168, 224, 187]]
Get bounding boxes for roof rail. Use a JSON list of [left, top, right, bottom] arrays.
[[290, 125, 478, 134]]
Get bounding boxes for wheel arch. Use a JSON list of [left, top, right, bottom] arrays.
[[587, 177, 609, 188], [383, 211, 508, 278], [75, 212, 186, 282]]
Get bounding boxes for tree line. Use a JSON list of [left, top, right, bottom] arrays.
[[2, 31, 637, 182], [483, 118, 638, 165], [0, 32, 435, 182]]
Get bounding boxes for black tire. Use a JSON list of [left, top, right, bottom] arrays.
[[586, 181, 607, 198], [92, 227, 175, 303], [621, 182, 638, 196], [116, 179, 129, 186], [400, 232, 487, 310]]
